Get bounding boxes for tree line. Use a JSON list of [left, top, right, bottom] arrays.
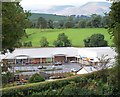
[[29, 14, 111, 29]]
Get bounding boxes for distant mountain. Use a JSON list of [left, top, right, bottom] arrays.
[[30, 2, 111, 16], [31, 5, 74, 14], [47, 5, 74, 13], [55, 2, 111, 16]]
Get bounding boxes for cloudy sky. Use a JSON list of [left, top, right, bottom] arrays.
[[20, 0, 110, 10]]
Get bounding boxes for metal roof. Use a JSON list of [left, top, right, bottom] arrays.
[[0, 47, 116, 60]]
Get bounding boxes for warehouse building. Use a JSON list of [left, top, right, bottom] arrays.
[[1, 47, 116, 66]]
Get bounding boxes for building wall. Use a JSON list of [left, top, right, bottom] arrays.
[[54, 56, 66, 63], [67, 57, 77, 62], [42, 58, 46, 63]]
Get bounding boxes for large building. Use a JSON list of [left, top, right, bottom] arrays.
[[1, 47, 116, 65]]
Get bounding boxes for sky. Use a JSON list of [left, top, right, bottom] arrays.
[[20, 0, 110, 11]]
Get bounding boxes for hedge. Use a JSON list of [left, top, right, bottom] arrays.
[[0, 69, 116, 96]]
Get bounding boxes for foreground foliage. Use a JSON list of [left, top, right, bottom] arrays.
[[2, 2, 30, 53], [1, 68, 119, 96], [28, 73, 45, 83], [108, 1, 120, 89]]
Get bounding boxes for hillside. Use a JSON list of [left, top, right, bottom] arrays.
[[22, 28, 113, 47], [56, 2, 111, 16], [29, 13, 67, 23]]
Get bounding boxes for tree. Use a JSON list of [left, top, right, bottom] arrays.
[[108, 1, 120, 90], [101, 13, 111, 28], [78, 20, 86, 28], [90, 14, 102, 28], [40, 37, 49, 47], [53, 33, 72, 47], [2, 71, 14, 85], [28, 73, 45, 83], [23, 41, 32, 47], [97, 54, 111, 69], [48, 19, 54, 29], [2, 2, 30, 53], [84, 34, 108, 47], [37, 17, 47, 29], [64, 21, 74, 28]]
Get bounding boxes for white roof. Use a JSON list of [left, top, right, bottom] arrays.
[[0, 47, 116, 60], [79, 47, 116, 59], [4, 47, 78, 59], [77, 66, 97, 74]]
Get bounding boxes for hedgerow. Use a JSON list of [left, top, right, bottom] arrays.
[[1, 69, 117, 96]]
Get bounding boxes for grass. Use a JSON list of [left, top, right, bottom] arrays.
[[23, 28, 113, 47]]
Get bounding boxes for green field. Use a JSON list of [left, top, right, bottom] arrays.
[[23, 28, 113, 47]]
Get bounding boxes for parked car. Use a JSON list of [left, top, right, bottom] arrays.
[[54, 62, 62, 66], [49, 76, 64, 79], [70, 60, 77, 63], [38, 66, 46, 69], [71, 68, 77, 72]]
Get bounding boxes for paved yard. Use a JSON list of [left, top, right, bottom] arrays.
[[13, 63, 82, 75]]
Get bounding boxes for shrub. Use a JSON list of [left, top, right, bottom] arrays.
[[40, 37, 49, 47], [28, 73, 45, 83], [84, 34, 108, 47]]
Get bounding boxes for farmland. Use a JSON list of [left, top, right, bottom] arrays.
[[23, 28, 113, 47]]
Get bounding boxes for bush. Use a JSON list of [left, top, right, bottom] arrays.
[[2, 71, 14, 85], [23, 41, 32, 47], [40, 37, 49, 47], [28, 73, 45, 83], [84, 34, 108, 47]]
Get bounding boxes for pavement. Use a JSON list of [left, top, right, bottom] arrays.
[[13, 63, 82, 75]]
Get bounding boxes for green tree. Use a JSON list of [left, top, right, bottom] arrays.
[[91, 14, 102, 28], [53, 33, 72, 47], [48, 19, 54, 29], [101, 13, 111, 28], [84, 34, 108, 47], [78, 20, 86, 28], [23, 41, 32, 47], [28, 73, 45, 83], [2, 2, 30, 53], [108, 1, 120, 90], [2, 71, 14, 85], [40, 37, 49, 47], [37, 17, 47, 29], [64, 21, 74, 28]]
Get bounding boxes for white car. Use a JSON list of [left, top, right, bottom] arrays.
[[70, 60, 77, 63], [71, 68, 77, 72]]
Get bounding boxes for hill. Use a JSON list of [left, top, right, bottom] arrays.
[[56, 2, 111, 16], [22, 28, 113, 47], [29, 13, 67, 23]]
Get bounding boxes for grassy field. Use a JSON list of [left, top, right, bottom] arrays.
[[23, 28, 113, 47]]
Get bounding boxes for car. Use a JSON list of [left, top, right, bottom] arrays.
[[38, 66, 46, 69], [49, 76, 64, 79], [70, 60, 77, 63], [71, 68, 77, 72], [54, 62, 62, 65]]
